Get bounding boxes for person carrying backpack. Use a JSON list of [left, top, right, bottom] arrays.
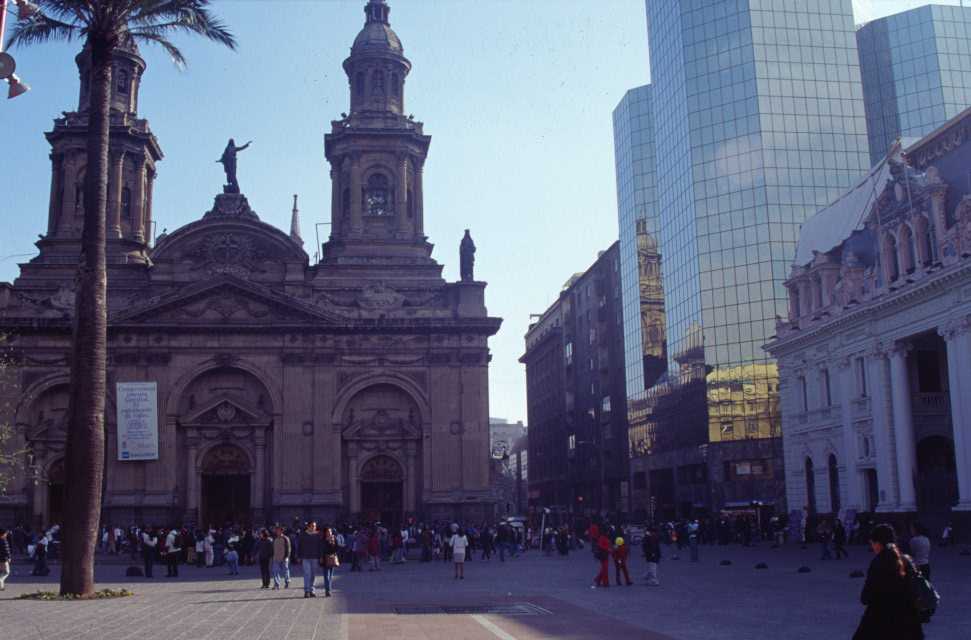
[[853, 524, 924, 640]]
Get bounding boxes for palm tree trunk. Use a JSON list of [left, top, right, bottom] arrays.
[[59, 36, 112, 598]]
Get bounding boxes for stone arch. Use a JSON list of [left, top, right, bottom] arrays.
[[913, 214, 933, 266], [804, 456, 817, 514], [897, 223, 916, 274], [166, 358, 281, 418], [827, 452, 841, 514], [882, 232, 900, 283], [359, 453, 404, 482], [198, 441, 253, 474], [331, 371, 430, 430]]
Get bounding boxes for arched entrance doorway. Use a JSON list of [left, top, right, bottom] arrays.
[[200, 444, 251, 527], [360, 455, 403, 528], [47, 458, 65, 526], [917, 436, 957, 515]]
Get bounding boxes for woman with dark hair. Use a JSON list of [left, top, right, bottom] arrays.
[[853, 524, 923, 640]]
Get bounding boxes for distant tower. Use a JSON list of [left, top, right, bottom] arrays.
[[321, 0, 434, 272], [39, 39, 162, 267], [290, 194, 303, 246]]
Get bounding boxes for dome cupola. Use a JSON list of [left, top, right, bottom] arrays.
[[343, 0, 410, 116]]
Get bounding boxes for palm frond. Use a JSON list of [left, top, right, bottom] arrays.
[[34, 0, 94, 26], [6, 13, 80, 50], [127, 0, 236, 50], [126, 30, 186, 68]]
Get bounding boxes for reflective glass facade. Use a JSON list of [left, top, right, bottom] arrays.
[[858, 4, 971, 165], [613, 85, 662, 401], [633, 0, 871, 517]]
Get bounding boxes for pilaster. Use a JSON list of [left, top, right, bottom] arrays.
[[836, 357, 864, 511], [888, 342, 917, 511], [940, 316, 971, 511]]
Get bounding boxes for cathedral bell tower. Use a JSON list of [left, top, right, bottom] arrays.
[[321, 0, 434, 270], [37, 39, 162, 268]]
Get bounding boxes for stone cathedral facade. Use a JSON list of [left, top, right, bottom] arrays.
[[0, 0, 501, 528]]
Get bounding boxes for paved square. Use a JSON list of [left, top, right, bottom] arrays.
[[1, 544, 968, 639]]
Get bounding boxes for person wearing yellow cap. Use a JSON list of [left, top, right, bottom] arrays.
[[612, 536, 633, 586]]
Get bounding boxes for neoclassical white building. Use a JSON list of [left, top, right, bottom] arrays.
[[766, 108, 971, 533]]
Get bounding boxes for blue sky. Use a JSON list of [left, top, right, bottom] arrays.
[[0, 0, 955, 423]]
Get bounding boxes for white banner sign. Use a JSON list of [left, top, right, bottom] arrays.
[[117, 382, 159, 461]]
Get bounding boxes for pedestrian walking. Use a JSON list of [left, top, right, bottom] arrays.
[[852, 524, 923, 640], [642, 527, 661, 586], [818, 520, 833, 560], [321, 527, 340, 597], [163, 528, 181, 577], [450, 527, 469, 580], [272, 526, 292, 589], [141, 527, 158, 578], [298, 522, 321, 597], [688, 520, 700, 562], [204, 529, 215, 567], [834, 519, 849, 559], [257, 529, 274, 589], [225, 540, 240, 575], [31, 531, 49, 576], [592, 532, 611, 588], [612, 537, 633, 586], [940, 522, 952, 547], [0, 528, 11, 590], [909, 523, 934, 621], [367, 528, 381, 572]]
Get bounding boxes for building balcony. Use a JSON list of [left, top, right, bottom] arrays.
[[912, 392, 949, 416]]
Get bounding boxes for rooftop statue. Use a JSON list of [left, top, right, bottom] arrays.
[[460, 229, 476, 282], [217, 138, 252, 194]]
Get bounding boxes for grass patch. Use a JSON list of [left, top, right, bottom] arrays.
[[17, 588, 134, 601]]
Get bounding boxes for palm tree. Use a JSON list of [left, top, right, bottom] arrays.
[[7, 0, 235, 597]]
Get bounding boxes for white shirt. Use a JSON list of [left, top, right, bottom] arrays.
[[450, 534, 469, 554]]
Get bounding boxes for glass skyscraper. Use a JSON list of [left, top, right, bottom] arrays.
[[858, 4, 971, 165], [613, 85, 663, 400], [632, 0, 871, 518]]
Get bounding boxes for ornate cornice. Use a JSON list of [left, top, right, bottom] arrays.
[[939, 314, 971, 341]]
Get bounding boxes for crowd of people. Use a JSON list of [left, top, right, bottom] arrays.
[[0, 512, 948, 638]]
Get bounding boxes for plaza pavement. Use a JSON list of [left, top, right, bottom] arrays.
[[1, 542, 969, 639]]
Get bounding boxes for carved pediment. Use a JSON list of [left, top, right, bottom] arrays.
[[112, 277, 339, 326], [181, 396, 268, 427], [343, 407, 421, 440]]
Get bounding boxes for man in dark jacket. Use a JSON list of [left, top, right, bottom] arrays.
[[642, 527, 661, 586], [257, 529, 274, 589], [297, 522, 321, 597]]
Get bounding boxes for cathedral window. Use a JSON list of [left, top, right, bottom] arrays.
[[355, 72, 365, 97], [117, 69, 129, 94], [121, 187, 132, 219], [371, 69, 385, 96], [342, 187, 350, 219], [391, 73, 400, 97], [365, 173, 392, 216]]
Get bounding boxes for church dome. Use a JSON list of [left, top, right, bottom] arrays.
[[637, 228, 658, 252], [351, 0, 403, 56], [352, 21, 403, 55]]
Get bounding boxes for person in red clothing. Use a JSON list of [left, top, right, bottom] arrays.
[[612, 537, 633, 586], [592, 533, 611, 588]]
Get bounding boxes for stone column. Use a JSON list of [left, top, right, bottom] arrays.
[[144, 169, 155, 245], [186, 437, 200, 524], [888, 342, 918, 511], [404, 443, 417, 513], [396, 154, 410, 237], [347, 443, 360, 514], [414, 161, 424, 235], [47, 153, 64, 238], [941, 317, 971, 510], [349, 155, 363, 236], [108, 150, 124, 238], [132, 156, 146, 244], [836, 358, 864, 511], [330, 168, 341, 238], [254, 435, 266, 522], [866, 344, 899, 511]]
